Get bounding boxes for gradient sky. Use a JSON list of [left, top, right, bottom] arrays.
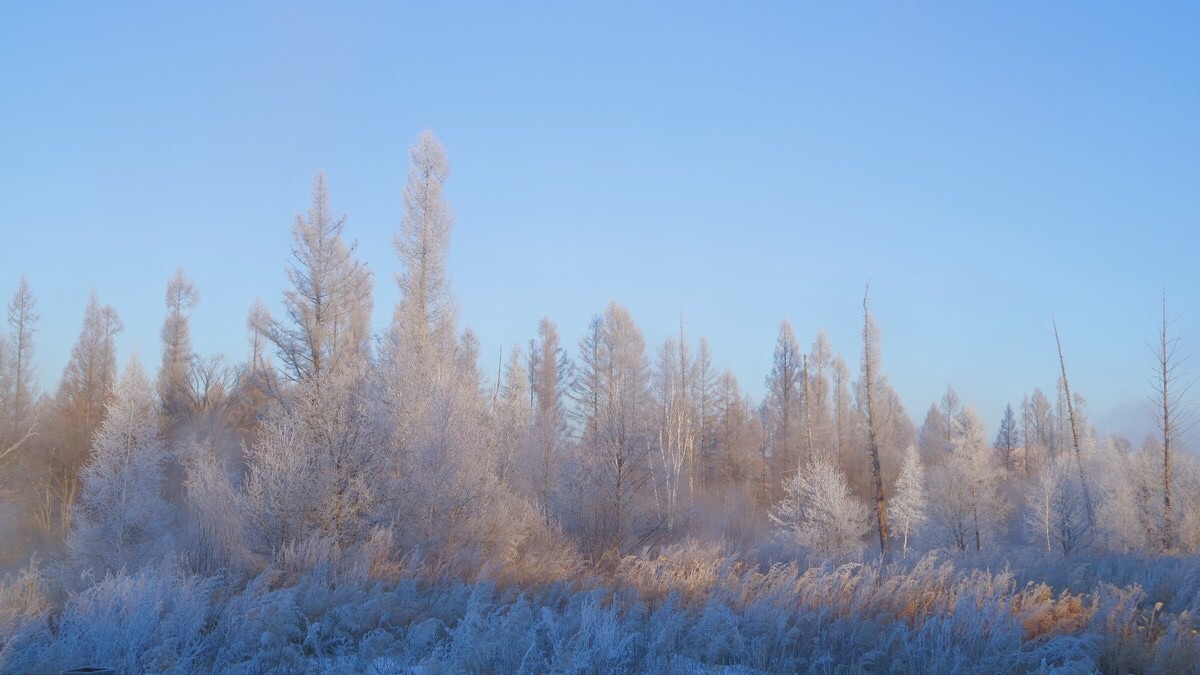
[[2, 2, 1198, 444]]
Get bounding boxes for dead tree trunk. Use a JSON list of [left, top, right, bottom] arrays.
[[1053, 318, 1095, 532]]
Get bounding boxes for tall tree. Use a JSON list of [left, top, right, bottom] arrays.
[[691, 336, 717, 495], [391, 130, 457, 392], [807, 330, 834, 453], [495, 344, 530, 489], [765, 320, 803, 488], [861, 287, 890, 556], [888, 445, 927, 556], [1053, 319, 1096, 530], [711, 370, 762, 499], [5, 276, 38, 433], [529, 318, 568, 520], [1150, 293, 1190, 551], [653, 334, 696, 529], [832, 354, 852, 459], [1027, 453, 1091, 555], [259, 173, 373, 385], [939, 385, 962, 453], [51, 291, 123, 535], [995, 403, 1019, 473], [931, 406, 1008, 552], [918, 403, 947, 464], [1023, 387, 1054, 471], [569, 302, 657, 558], [157, 268, 199, 426]]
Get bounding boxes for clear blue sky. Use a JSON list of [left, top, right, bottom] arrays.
[[2, 2, 1198, 443]]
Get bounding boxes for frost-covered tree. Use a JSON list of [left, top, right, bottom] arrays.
[[495, 344, 530, 489], [930, 406, 1009, 552], [690, 335, 717, 498], [1023, 387, 1054, 472], [832, 354, 852, 459], [569, 302, 658, 558], [390, 130, 458, 395], [918, 403, 947, 465], [258, 173, 373, 385], [5, 277, 38, 436], [859, 288, 890, 555], [764, 320, 803, 487], [711, 370, 763, 498], [528, 317, 568, 519], [653, 335, 696, 529], [245, 360, 388, 552], [770, 453, 869, 558], [806, 330, 834, 454], [888, 445, 927, 556], [1027, 454, 1091, 555], [68, 359, 173, 573], [50, 292, 123, 535], [995, 403, 1019, 473], [157, 267, 199, 427]]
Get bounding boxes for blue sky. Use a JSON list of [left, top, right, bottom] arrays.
[[1, 2, 1197, 443]]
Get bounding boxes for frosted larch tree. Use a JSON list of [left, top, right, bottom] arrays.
[[1023, 387, 1054, 471], [1027, 453, 1091, 555], [690, 336, 717, 497], [156, 268, 199, 427], [918, 403, 947, 465], [68, 359, 173, 573], [995, 403, 1019, 473], [931, 406, 1008, 551], [765, 320, 803, 492], [653, 334, 696, 529], [496, 344, 530, 489], [5, 277, 38, 437], [529, 317, 568, 521], [860, 287, 890, 555], [259, 173, 373, 385], [245, 357, 388, 552], [888, 444, 927, 556], [391, 130, 458, 397], [51, 292, 122, 535], [806, 330, 834, 454], [570, 302, 657, 558], [771, 452, 870, 558]]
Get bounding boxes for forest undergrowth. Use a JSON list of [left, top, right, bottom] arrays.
[[2, 540, 1198, 673]]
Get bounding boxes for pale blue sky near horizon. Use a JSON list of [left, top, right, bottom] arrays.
[[1, 2, 1198, 445]]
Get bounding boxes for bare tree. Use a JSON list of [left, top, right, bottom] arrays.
[[1053, 318, 1095, 531], [1149, 293, 1192, 551]]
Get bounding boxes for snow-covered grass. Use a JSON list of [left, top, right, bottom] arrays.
[[2, 544, 1198, 673]]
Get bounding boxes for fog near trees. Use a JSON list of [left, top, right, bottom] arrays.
[[1, 132, 1199, 672]]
